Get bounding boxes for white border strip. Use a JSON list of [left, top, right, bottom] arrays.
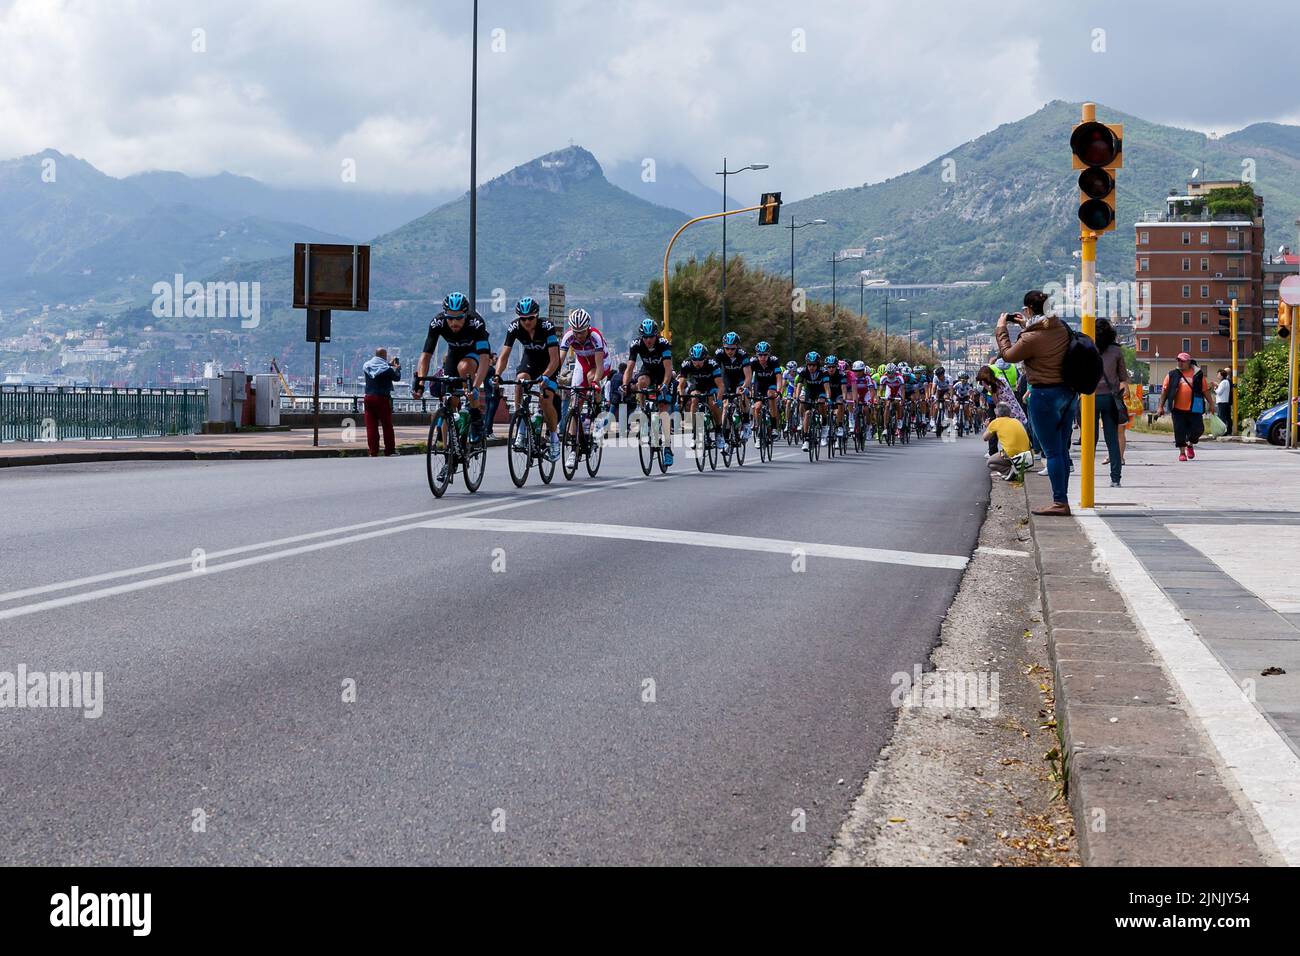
[[1076, 513, 1300, 865]]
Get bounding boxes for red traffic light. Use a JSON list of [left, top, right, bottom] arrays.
[[1071, 122, 1121, 167]]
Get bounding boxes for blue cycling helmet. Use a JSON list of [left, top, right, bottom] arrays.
[[443, 292, 468, 313], [638, 318, 659, 337], [689, 343, 707, 361], [755, 341, 771, 355], [805, 351, 820, 365], [515, 296, 540, 318], [722, 331, 740, 347], [824, 354, 838, 366]]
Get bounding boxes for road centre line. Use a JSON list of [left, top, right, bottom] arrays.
[[422, 517, 970, 570]]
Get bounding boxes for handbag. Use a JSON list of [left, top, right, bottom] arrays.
[[1102, 363, 1129, 424]]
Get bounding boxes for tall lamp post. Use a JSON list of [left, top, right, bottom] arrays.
[[786, 218, 827, 357], [716, 158, 768, 334], [919, 313, 929, 364], [468, 0, 479, 309], [883, 296, 906, 360]]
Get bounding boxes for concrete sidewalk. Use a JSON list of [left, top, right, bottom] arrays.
[[0, 426, 455, 467], [1022, 429, 1300, 865]]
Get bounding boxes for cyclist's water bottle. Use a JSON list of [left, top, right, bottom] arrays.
[[456, 408, 469, 436], [532, 412, 543, 440]]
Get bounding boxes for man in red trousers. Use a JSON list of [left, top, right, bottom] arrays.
[[362, 348, 401, 456]]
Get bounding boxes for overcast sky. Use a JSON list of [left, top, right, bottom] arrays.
[[0, 0, 1294, 200]]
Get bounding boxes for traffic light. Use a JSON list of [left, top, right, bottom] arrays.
[[1280, 302, 1292, 340], [1217, 307, 1232, 338], [1071, 121, 1123, 233], [758, 192, 782, 225]]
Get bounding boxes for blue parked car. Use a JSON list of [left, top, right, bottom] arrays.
[[1255, 400, 1291, 445]]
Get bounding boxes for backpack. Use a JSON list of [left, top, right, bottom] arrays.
[[1061, 323, 1103, 395]]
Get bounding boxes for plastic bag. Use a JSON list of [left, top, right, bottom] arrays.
[[1205, 412, 1227, 437]]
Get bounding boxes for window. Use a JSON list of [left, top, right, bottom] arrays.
[[1227, 231, 1239, 246], [1139, 257, 1150, 271], [1183, 338, 1191, 353], [1182, 232, 1191, 245], [1181, 311, 1190, 325], [1200, 338, 1209, 353], [1182, 257, 1191, 271], [1201, 312, 1208, 325], [1201, 285, 1209, 298], [1228, 285, 1240, 299], [1201, 231, 1210, 244], [1201, 258, 1209, 271], [1182, 285, 1191, 299], [1139, 231, 1150, 245], [1140, 338, 1149, 352]]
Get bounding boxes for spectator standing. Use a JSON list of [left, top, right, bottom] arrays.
[[362, 348, 401, 457], [1159, 352, 1216, 461], [1093, 318, 1129, 488], [995, 290, 1072, 515], [1216, 369, 1233, 433]]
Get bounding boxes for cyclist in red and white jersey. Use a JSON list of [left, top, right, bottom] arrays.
[[559, 308, 611, 390]]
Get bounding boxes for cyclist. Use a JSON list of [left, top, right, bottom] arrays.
[[715, 331, 753, 440], [748, 341, 783, 437], [850, 360, 875, 440], [824, 354, 850, 440], [559, 308, 609, 470], [782, 360, 800, 429], [930, 365, 953, 431], [494, 297, 561, 461], [677, 343, 724, 445], [953, 371, 976, 430], [879, 362, 907, 437], [412, 292, 492, 447], [796, 350, 829, 452], [623, 318, 675, 467]]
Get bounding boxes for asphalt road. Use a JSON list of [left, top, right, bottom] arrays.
[[0, 430, 989, 865]]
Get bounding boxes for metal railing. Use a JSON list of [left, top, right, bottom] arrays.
[[0, 385, 208, 442]]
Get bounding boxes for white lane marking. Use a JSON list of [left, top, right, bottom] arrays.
[[976, 546, 1032, 559], [0, 495, 507, 605], [1077, 513, 1300, 865], [422, 517, 969, 570]]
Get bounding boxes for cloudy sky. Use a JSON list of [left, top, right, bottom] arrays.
[[0, 0, 1294, 200]]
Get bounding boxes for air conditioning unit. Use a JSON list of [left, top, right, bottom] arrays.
[[1215, 272, 1223, 278]]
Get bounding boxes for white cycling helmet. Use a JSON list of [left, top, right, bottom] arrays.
[[886, 362, 899, 373], [851, 360, 866, 372], [899, 362, 911, 374], [567, 308, 592, 331]]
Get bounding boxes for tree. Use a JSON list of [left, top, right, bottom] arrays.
[[1238, 339, 1290, 422]]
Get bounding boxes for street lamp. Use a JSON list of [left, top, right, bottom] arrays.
[[468, 0, 479, 309], [716, 158, 769, 334], [786, 218, 827, 358], [918, 313, 929, 365], [883, 297, 906, 360]]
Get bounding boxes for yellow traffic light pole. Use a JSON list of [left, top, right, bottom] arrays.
[[661, 197, 780, 342], [1080, 228, 1097, 508], [1229, 298, 1238, 436]]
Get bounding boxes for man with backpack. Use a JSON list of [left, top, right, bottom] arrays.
[[994, 290, 1082, 516], [1159, 352, 1217, 461]]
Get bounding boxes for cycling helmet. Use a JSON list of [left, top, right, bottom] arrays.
[[755, 341, 771, 355], [786, 361, 797, 370], [515, 296, 540, 318], [824, 354, 838, 366], [934, 366, 946, 376], [567, 308, 592, 331], [958, 371, 970, 381], [638, 318, 658, 338], [443, 292, 468, 313], [886, 362, 899, 373], [899, 362, 911, 374], [851, 360, 866, 372], [689, 343, 707, 361], [838, 360, 848, 371], [805, 351, 820, 365], [722, 331, 740, 347]]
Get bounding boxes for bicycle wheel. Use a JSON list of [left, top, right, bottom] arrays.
[[720, 414, 734, 468], [693, 409, 708, 472], [506, 412, 531, 488], [735, 415, 747, 466], [706, 416, 719, 470], [637, 404, 655, 475], [584, 410, 604, 477], [560, 406, 581, 481], [537, 427, 556, 484], [426, 410, 453, 497], [462, 426, 487, 492]]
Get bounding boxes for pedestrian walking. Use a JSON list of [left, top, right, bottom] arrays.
[[1216, 368, 1233, 434], [1093, 318, 1129, 487], [1158, 352, 1216, 461], [362, 348, 401, 457], [995, 290, 1073, 515]]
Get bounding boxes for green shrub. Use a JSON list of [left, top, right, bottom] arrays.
[[1238, 339, 1291, 420]]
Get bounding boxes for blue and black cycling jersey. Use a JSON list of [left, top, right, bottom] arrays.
[[714, 347, 750, 392], [749, 356, 782, 391], [678, 358, 723, 395], [629, 336, 672, 384], [422, 310, 491, 374], [503, 317, 559, 376], [796, 364, 828, 398]]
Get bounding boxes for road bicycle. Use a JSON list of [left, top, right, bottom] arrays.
[[500, 377, 556, 488], [630, 387, 672, 476], [719, 390, 748, 468], [683, 390, 720, 472], [417, 374, 488, 498], [559, 383, 605, 480]]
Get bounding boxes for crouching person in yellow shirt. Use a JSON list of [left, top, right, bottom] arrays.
[[984, 402, 1033, 482]]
